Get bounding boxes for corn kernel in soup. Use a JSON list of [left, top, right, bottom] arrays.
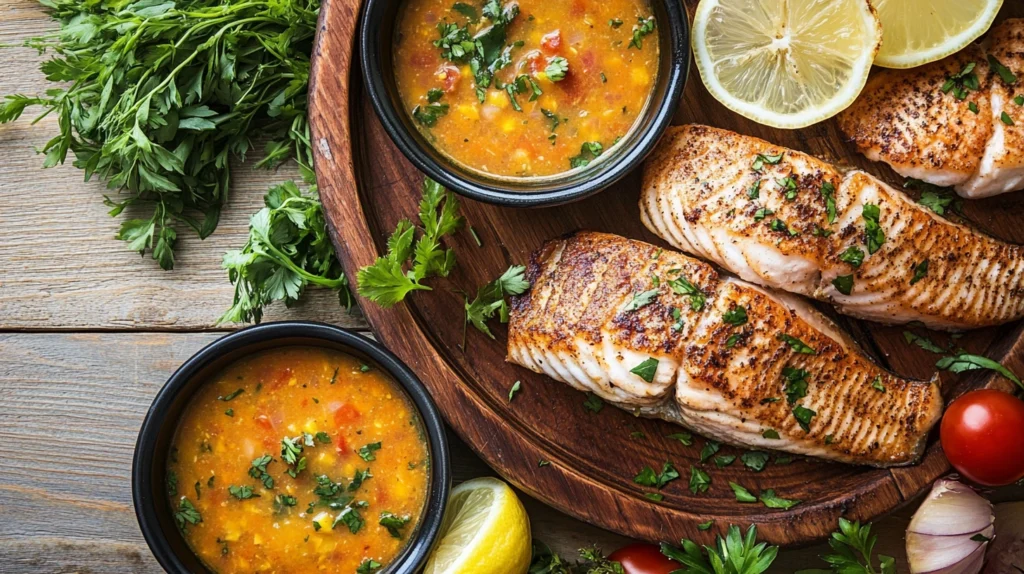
[[166, 347, 430, 574], [394, 0, 659, 177]]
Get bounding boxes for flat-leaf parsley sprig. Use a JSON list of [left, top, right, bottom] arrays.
[[219, 181, 349, 324], [660, 524, 778, 574], [356, 178, 464, 307], [465, 265, 531, 339], [0, 0, 322, 269]]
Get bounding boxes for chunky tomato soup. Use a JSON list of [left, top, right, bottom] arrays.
[[166, 347, 430, 573], [394, 0, 659, 177]]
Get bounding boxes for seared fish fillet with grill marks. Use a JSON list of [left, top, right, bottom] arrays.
[[838, 19, 1024, 198], [507, 232, 943, 467], [641, 124, 1024, 331]]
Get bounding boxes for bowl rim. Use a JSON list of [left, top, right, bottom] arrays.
[[359, 0, 690, 207], [131, 321, 451, 574]]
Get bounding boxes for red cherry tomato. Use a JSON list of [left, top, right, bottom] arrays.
[[940, 389, 1024, 486], [608, 543, 677, 574]]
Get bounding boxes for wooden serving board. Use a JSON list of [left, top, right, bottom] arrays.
[[309, 0, 1024, 545]]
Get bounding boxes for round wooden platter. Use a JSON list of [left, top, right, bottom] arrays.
[[309, 0, 1024, 546]]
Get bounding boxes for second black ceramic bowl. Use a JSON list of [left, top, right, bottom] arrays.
[[360, 0, 690, 207], [132, 322, 450, 573]]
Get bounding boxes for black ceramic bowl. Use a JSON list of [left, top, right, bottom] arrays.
[[360, 0, 690, 207], [132, 322, 450, 573]]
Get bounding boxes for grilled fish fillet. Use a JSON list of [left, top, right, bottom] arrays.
[[640, 124, 1024, 331], [838, 19, 1024, 198], [507, 232, 943, 467]]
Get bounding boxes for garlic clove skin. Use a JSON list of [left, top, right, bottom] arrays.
[[907, 479, 994, 574]]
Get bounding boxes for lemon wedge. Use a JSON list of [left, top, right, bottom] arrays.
[[691, 0, 881, 129], [873, 0, 1003, 68], [424, 477, 532, 574]]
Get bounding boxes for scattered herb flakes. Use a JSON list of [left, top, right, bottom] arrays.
[[1002, 111, 1015, 126], [759, 489, 801, 510], [569, 141, 603, 169], [754, 207, 774, 222], [358, 442, 382, 462], [357, 560, 382, 574], [730, 482, 758, 503], [782, 367, 809, 405], [713, 455, 736, 468], [903, 331, 945, 354], [333, 505, 366, 534], [174, 498, 202, 530], [759, 397, 780, 405], [777, 176, 798, 201], [667, 276, 706, 311], [630, 358, 659, 383], [722, 306, 748, 326], [689, 466, 711, 494], [725, 333, 743, 349], [412, 100, 450, 127], [697, 520, 714, 531], [329, 368, 339, 384], [862, 203, 885, 254], [871, 376, 886, 393], [839, 246, 865, 268], [379, 512, 411, 539], [644, 492, 664, 502], [1016, 94, 1024, 105], [219, 388, 244, 401], [988, 55, 1018, 85], [769, 218, 798, 236], [741, 451, 770, 472], [774, 455, 793, 465], [792, 405, 816, 432], [628, 16, 656, 50], [348, 468, 373, 492], [832, 274, 855, 296], [969, 101, 979, 114], [778, 333, 817, 355], [634, 461, 679, 489], [752, 152, 784, 171], [508, 380, 522, 402], [609, 18, 624, 28], [583, 392, 605, 414], [762, 429, 780, 439], [970, 533, 992, 543], [249, 455, 274, 489], [906, 178, 962, 217], [820, 181, 837, 224], [224, 408, 234, 417], [748, 179, 761, 199], [538, 459, 551, 467], [281, 434, 310, 478], [167, 471, 179, 496], [666, 432, 693, 446], [600, 72, 607, 83], [699, 440, 721, 463], [941, 61, 979, 100], [670, 307, 684, 332], [228, 485, 256, 500], [314, 432, 331, 444], [544, 56, 569, 82], [624, 288, 659, 312]]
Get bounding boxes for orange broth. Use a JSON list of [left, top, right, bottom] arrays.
[[393, 0, 659, 177], [166, 347, 430, 573]]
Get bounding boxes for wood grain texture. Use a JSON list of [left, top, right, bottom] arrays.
[[0, 0, 366, 331], [310, 0, 1024, 547]]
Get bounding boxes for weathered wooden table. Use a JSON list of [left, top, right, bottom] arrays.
[[1, 1, 1020, 571]]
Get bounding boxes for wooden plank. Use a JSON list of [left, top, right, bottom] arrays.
[[0, 332, 957, 572], [0, 0, 366, 331]]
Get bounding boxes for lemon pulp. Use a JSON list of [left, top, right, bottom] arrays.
[[873, 0, 1003, 68]]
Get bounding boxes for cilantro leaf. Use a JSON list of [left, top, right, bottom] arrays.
[[465, 265, 530, 338]]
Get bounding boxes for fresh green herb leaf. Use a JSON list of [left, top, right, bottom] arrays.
[[741, 451, 770, 472], [465, 265, 530, 339], [748, 179, 762, 199], [413, 101, 450, 126], [969, 101, 979, 114], [569, 141, 603, 168], [228, 485, 256, 500], [754, 207, 774, 221], [700, 440, 720, 463], [668, 276, 706, 311], [838, 246, 865, 268], [781, 367, 809, 404], [666, 432, 693, 446], [379, 512, 411, 539], [988, 55, 1018, 85], [1016, 94, 1024, 105], [832, 274, 854, 296], [792, 405, 816, 432], [358, 442, 382, 462], [452, 2, 478, 20], [628, 16, 656, 49], [714, 455, 736, 468], [759, 489, 801, 510], [645, 492, 664, 502], [698, 520, 714, 531], [357, 559, 382, 574], [219, 389, 244, 401], [583, 392, 604, 414], [248, 455, 274, 489], [861, 204, 885, 254], [315, 432, 331, 444], [871, 376, 885, 393], [609, 18, 624, 28], [941, 61, 980, 100], [937, 353, 1023, 391], [630, 358, 659, 383], [903, 331, 946, 354], [811, 518, 895, 574], [1003, 111, 1015, 126], [689, 466, 711, 494], [538, 459, 551, 467], [224, 408, 234, 417], [820, 181, 837, 224], [723, 306, 748, 326], [777, 176, 798, 201], [778, 334, 817, 355], [509, 380, 522, 402], [752, 153, 784, 171], [544, 57, 569, 81], [174, 498, 202, 530], [623, 289, 659, 312], [660, 525, 778, 574], [730, 482, 758, 503], [762, 429, 780, 439]]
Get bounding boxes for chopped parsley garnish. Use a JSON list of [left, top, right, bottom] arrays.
[[792, 405, 816, 432], [741, 451, 770, 472], [357, 559, 382, 574], [433, 0, 519, 93], [759, 489, 801, 510], [645, 492, 664, 502], [541, 108, 560, 131], [609, 18, 623, 28], [725, 333, 742, 348], [451, 2, 478, 20], [903, 331, 945, 354], [667, 276, 706, 311], [698, 520, 714, 531], [941, 61, 979, 100], [971, 533, 992, 543], [349, 468, 373, 492], [538, 459, 551, 467], [861, 203, 885, 254], [219, 388, 244, 401], [358, 442, 382, 462], [634, 461, 679, 489], [910, 259, 929, 284], [1016, 94, 1024, 105], [714, 455, 736, 468], [969, 101, 979, 114], [666, 432, 693, 446], [819, 181, 836, 224], [167, 471, 178, 496], [753, 207, 774, 221], [760, 397, 780, 405], [782, 367, 809, 404], [700, 440, 720, 462], [752, 152, 783, 171], [1002, 111, 1015, 126], [412, 100, 449, 127], [379, 512, 411, 539], [544, 57, 569, 82], [248, 454, 275, 489], [583, 392, 604, 413], [777, 176, 798, 201], [670, 307, 684, 332], [600, 72, 607, 83], [825, 434, 835, 445], [904, 178, 962, 217], [228, 485, 257, 500], [839, 246, 865, 267], [730, 482, 757, 503], [281, 433, 313, 478], [722, 306, 747, 326], [778, 333, 816, 355], [464, 265, 530, 339], [333, 504, 366, 533], [775, 455, 793, 465], [630, 358, 659, 383], [832, 274, 854, 296], [871, 376, 885, 392], [762, 429, 780, 439], [689, 466, 711, 494], [988, 55, 1018, 85], [508, 380, 522, 402], [748, 179, 761, 199], [315, 431, 331, 444], [769, 218, 798, 236], [630, 431, 646, 440], [569, 141, 603, 168], [224, 408, 234, 417], [174, 498, 202, 530], [628, 16, 656, 50], [624, 288, 659, 312]]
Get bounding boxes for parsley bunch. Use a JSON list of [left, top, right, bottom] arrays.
[[796, 519, 895, 574], [660, 525, 778, 574], [219, 181, 349, 324], [529, 542, 625, 574], [1, 0, 320, 269]]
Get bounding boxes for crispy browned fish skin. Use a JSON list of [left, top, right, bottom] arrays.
[[507, 231, 943, 468], [838, 19, 1024, 198], [641, 124, 1024, 331]]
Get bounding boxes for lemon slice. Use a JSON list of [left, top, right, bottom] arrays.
[[691, 0, 881, 129], [424, 477, 532, 574], [873, 0, 1003, 68]]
